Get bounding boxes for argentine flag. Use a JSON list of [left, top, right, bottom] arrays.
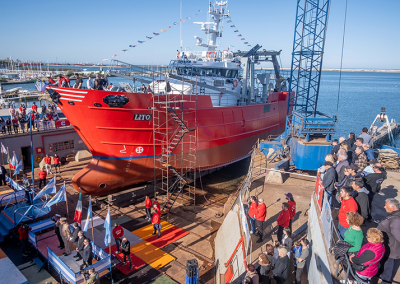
[[46, 183, 66, 208], [104, 207, 111, 247], [13, 159, 23, 175], [33, 177, 56, 201]]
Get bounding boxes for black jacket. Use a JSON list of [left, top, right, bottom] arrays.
[[0, 166, 7, 176], [71, 227, 80, 244], [76, 236, 85, 251], [121, 240, 131, 255], [354, 188, 370, 220], [83, 244, 93, 263], [273, 255, 289, 282], [364, 171, 386, 193], [322, 167, 337, 192], [378, 210, 400, 259], [257, 263, 271, 283]]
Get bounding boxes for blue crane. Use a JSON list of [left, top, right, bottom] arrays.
[[285, 0, 337, 170]]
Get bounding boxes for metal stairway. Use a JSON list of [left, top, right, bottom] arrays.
[[153, 90, 197, 214]]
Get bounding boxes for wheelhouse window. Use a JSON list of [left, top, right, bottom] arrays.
[[177, 67, 238, 78]]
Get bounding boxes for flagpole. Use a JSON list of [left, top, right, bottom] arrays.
[[13, 151, 16, 181], [64, 182, 69, 222], [108, 204, 113, 283], [30, 114, 35, 198], [90, 195, 94, 244]]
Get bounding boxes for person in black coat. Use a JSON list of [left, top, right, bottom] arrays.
[[121, 237, 132, 270], [74, 231, 85, 261], [352, 178, 370, 221], [71, 222, 80, 244], [82, 238, 94, 268], [322, 161, 337, 208], [257, 253, 271, 284], [53, 215, 64, 249], [273, 247, 290, 284], [0, 165, 7, 186]]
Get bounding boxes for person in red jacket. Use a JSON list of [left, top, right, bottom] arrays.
[[248, 196, 258, 234], [38, 167, 47, 189], [285, 193, 296, 232], [53, 153, 61, 173], [57, 74, 65, 87], [112, 222, 124, 254], [44, 154, 52, 174], [338, 186, 358, 240], [151, 204, 161, 238], [276, 202, 290, 243], [153, 197, 160, 211], [145, 196, 152, 221], [255, 198, 267, 243], [18, 223, 31, 256], [63, 74, 71, 88]]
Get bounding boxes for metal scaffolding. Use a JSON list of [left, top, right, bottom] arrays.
[[152, 75, 197, 214]]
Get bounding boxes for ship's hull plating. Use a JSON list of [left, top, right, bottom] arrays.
[[52, 87, 289, 195]]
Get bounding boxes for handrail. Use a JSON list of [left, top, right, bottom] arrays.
[[0, 190, 23, 213], [330, 208, 369, 284], [224, 235, 247, 270]]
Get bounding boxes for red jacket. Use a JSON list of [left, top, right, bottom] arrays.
[[58, 77, 65, 87], [255, 203, 267, 221], [338, 197, 358, 228], [152, 211, 161, 224], [288, 200, 296, 220], [44, 157, 51, 165], [32, 105, 38, 111], [54, 157, 60, 164], [112, 225, 124, 239], [18, 227, 30, 240], [145, 198, 152, 209], [38, 170, 47, 179], [277, 209, 290, 227], [248, 201, 257, 218]]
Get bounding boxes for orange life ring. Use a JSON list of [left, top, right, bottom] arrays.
[[232, 79, 238, 87], [208, 51, 217, 59], [176, 52, 180, 59]]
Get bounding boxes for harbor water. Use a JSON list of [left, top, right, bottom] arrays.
[[2, 71, 400, 144]]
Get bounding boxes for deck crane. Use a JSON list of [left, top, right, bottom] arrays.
[[283, 0, 337, 170]]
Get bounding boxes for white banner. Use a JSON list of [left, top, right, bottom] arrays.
[[239, 199, 251, 254], [320, 192, 332, 249], [36, 121, 55, 131]]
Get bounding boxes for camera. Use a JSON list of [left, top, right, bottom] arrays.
[[80, 269, 89, 278]]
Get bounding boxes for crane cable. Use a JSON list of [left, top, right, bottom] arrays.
[[336, 0, 349, 118]]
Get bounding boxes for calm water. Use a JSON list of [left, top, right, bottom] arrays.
[[3, 71, 400, 144]]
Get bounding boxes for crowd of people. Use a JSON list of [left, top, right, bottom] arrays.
[[1, 102, 59, 135], [47, 73, 110, 91], [245, 192, 305, 284], [319, 127, 400, 283]]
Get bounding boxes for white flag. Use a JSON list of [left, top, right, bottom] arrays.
[[1, 143, 6, 154]]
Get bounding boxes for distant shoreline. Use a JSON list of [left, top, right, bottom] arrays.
[[256, 67, 400, 73]]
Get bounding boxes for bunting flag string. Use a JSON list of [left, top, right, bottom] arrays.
[[226, 16, 252, 47], [100, 9, 204, 62]]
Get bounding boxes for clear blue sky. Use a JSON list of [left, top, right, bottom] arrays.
[[1, 0, 399, 69]]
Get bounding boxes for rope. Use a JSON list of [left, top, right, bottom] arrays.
[[336, 0, 349, 118]]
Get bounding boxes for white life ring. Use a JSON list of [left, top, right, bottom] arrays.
[[232, 79, 238, 87], [208, 51, 217, 59]]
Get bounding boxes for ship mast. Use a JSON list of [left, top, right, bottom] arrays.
[[193, 1, 229, 53]]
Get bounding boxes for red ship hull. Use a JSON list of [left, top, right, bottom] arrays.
[[51, 87, 289, 196]]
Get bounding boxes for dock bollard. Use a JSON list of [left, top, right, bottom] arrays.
[[186, 259, 199, 284]]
